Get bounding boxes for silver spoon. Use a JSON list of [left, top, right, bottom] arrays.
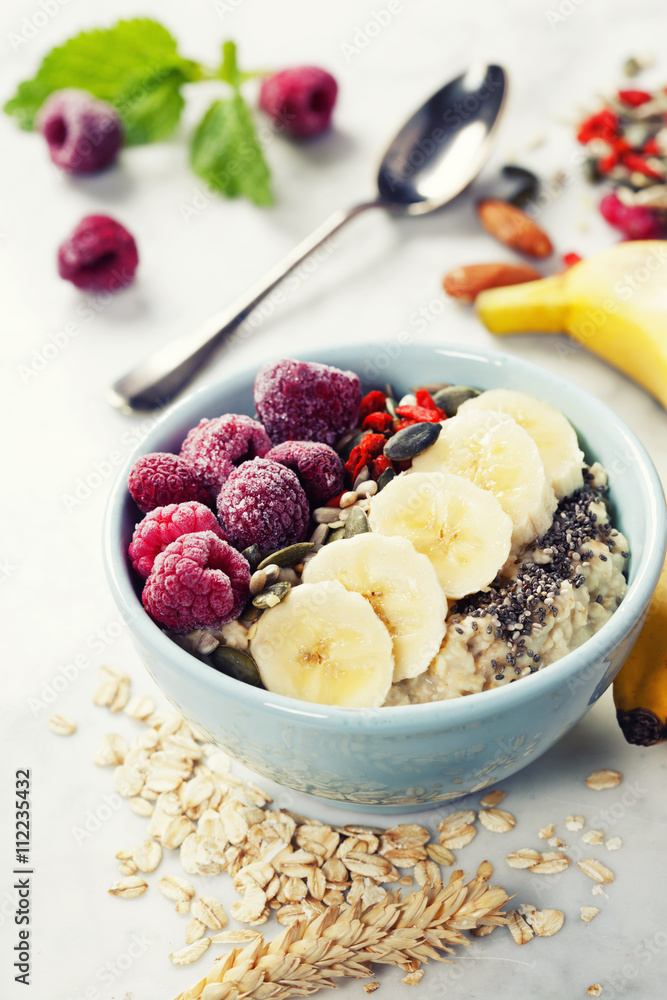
[[109, 63, 507, 412]]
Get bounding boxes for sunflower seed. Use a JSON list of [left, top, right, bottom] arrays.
[[432, 385, 481, 417], [384, 421, 441, 461], [355, 480, 377, 498], [249, 569, 267, 595]]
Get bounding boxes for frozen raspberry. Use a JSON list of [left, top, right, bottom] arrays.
[[254, 358, 361, 446], [599, 192, 663, 240], [128, 453, 211, 514], [37, 89, 123, 173], [259, 67, 338, 138], [180, 414, 271, 492], [265, 441, 344, 505], [217, 458, 309, 551], [142, 531, 250, 633], [57, 215, 138, 292], [129, 502, 227, 579]]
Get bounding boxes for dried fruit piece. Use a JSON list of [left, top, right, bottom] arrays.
[[443, 262, 541, 301], [477, 199, 553, 258]]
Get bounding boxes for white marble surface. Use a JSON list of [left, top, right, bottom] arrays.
[[2, 0, 667, 997]]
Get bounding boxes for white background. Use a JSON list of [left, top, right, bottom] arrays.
[[1, 0, 666, 998]]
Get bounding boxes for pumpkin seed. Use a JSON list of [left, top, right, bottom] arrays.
[[241, 544, 262, 572], [210, 646, 262, 686], [344, 507, 370, 537], [432, 385, 481, 417], [257, 543, 314, 570], [239, 601, 263, 624], [326, 527, 346, 544], [384, 421, 440, 461], [336, 430, 365, 462], [252, 581, 291, 608], [376, 467, 395, 492], [502, 164, 539, 208]]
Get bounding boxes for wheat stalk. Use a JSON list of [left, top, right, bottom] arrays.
[[174, 868, 508, 1000]]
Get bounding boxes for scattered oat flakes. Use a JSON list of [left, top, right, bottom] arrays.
[[132, 838, 162, 873], [426, 843, 455, 866], [113, 764, 145, 798], [414, 860, 441, 888], [93, 665, 131, 712], [479, 808, 516, 833], [185, 917, 206, 944], [506, 910, 534, 945], [175, 901, 191, 914], [582, 829, 604, 845], [578, 859, 614, 884], [436, 810, 476, 836], [565, 814, 585, 831], [438, 825, 477, 850], [470, 923, 497, 937], [587, 986, 603, 996], [530, 852, 570, 875], [169, 938, 210, 965], [591, 885, 609, 899], [118, 861, 137, 876], [124, 695, 155, 720], [402, 970, 424, 985], [538, 824, 555, 839], [506, 848, 541, 869], [581, 906, 600, 922], [605, 837, 622, 851], [586, 770, 621, 790], [363, 984, 381, 995], [47, 713, 77, 736], [480, 789, 506, 808], [212, 929, 262, 944], [94, 732, 128, 766], [129, 797, 154, 817], [548, 837, 568, 848], [527, 908, 564, 937], [108, 876, 148, 898], [517, 903, 537, 918], [158, 874, 195, 902]]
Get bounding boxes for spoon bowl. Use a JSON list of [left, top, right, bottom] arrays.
[[109, 64, 508, 412]]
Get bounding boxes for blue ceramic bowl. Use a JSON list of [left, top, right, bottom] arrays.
[[104, 344, 666, 813]]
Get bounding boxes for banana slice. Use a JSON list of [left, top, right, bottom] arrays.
[[409, 409, 557, 554], [302, 533, 446, 683], [250, 580, 394, 708], [458, 388, 584, 499], [369, 471, 512, 600]]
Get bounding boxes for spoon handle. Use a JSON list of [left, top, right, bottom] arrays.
[[108, 200, 381, 413]]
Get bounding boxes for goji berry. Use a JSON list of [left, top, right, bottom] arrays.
[[576, 109, 619, 145], [358, 390, 387, 424], [618, 89, 652, 107], [394, 404, 445, 422], [643, 137, 661, 156], [361, 434, 387, 460], [562, 252, 582, 268], [344, 433, 387, 483], [345, 445, 367, 483], [414, 390, 447, 418], [598, 150, 619, 174], [371, 455, 392, 480], [620, 151, 663, 180], [393, 418, 417, 432], [362, 411, 394, 432]]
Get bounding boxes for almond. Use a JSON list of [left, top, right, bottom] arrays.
[[477, 199, 553, 258], [443, 262, 541, 301]]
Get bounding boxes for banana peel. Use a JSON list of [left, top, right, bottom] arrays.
[[613, 558, 667, 746], [475, 241, 667, 409]]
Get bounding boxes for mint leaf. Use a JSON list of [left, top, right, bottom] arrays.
[[190, 96, 272, 206], [218, 41, 240, 89], [4, 19, 200, 143]]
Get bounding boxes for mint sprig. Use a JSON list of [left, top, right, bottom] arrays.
[[4, 21, 272, 204]]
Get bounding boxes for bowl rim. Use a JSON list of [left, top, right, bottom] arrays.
[[104, 342, 667, 733]]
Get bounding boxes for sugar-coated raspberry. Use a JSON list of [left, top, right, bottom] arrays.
[[265, 440, 344, 505], [254, 358, 361, 446], [129, 502, 227, 578], [599, 192, 663, 240], [180, 414, 271, 492], [37, 89, 123, 173], [259, 67, 338, 139], [57, 214, 138, 292], [128, 453, 211, 514], [217, 458, 309, 551], [142, 531, 250, 633]]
